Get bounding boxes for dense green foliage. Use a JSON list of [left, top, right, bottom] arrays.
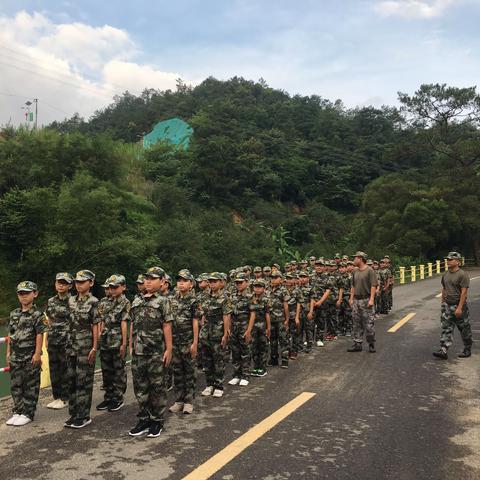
[[1, 78, 479, 312]]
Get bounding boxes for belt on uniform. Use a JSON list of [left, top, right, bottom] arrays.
[[354, 295, 370, 300]]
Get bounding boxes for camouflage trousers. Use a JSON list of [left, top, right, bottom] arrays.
[[270, 321, 289, 364], [352, 299, 376, 345], [172, 342, 196, 404], [325, 301, 339, 335], [288, 317, 302, 353], [100, 348, 127, 403], [202, 335, 225, 389], [385, 288, 393, 311], [132, 354, 166, 423], [10, 359, 41, 419], [251, 322, 268, 370], [230, 320, 251, 379], [314, 306, 327, 341], [440, 303, 472, 349], [67, 354, 95, 419], [48, 343, 69, 401], [338, 300, 353, 334], [302, 311, 314, 348]]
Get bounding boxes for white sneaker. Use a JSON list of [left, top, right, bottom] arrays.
[[201, 386, 214, 396], [304, 341, 308, 346], [47, 400, 58, 409], [48, 399, 67, 410], [239, 379, 249, 387], [316, 340, 324, 347], [6, 414, 20, 426], [13, 414, 32, 426], [228, 377, 240, 386], [212, 389, 224, 398]]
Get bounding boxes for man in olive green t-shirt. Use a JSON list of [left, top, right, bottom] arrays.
[[348, 251, 378, 353], [433, 252, 471, 360]]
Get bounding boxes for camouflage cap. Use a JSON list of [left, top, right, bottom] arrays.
[[144, 266, 166, 278], [334, 253, 341, 259], [284, 262, 291, 268], [103, 274, 126, 287], [290, 260, 297, 265], [177, 269, 194, 281], [234, 273, 249, 282], [309, 256, 316, 261], [373, 260, 379, 265], [314, 259, 325, 265], [253, 266, 262, 273], [339, 262, 347, 268], [383, 255, 391, 259], [243, 265, 252, 271], [17, 280, 38, 292], [342, 255, 349, 260], [285, 272, 297, 279], [366, 259, 373, 266], [252, 278, 266, 287], [353, 251, 368, 260], [299, 259, 308, 264], [165, 274, 172, 284], [263, 266, 272, 272], [347, 260, 355, 266], [298, 270, 309, 277], [272, 263, 280, 270], [446, 251, 462, 260], [136, 274, 145, 284], [270, 271, 283, 278], [75, 269, 95, 281], [208, 272, 223, 281], [220, 272, 228, 281], [56, 272, 73, 284]]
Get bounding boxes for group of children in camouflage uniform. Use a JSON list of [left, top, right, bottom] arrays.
[[4, 254, 394, 437]]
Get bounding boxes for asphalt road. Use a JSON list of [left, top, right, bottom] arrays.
[[1, 270, 479, 480]]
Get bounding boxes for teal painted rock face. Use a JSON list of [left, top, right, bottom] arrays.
[[143, 118, 193, 149]]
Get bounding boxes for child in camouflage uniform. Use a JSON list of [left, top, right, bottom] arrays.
[[285, 273, 303, 360], [129, 266, 173, 438], [45, 272, 73, 410], [169, 269, 200, 415], [65, 270, 100, 429], [6, 281, 45, 427], [97, 274, 130, 412]]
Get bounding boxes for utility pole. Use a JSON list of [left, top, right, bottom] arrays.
[[33, 98, 38, 129]]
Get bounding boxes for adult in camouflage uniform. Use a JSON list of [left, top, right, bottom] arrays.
[[169, 269, 200, 415], [229, 274, 254, 386], [325, 261, 340, 340], [298, 271, 314, 352], [348, 252, 378, 353], [129, 266, 173, 438], [45, 273, 73, 410], [248, 279, 271, 377], [433, 252, 472, 360], [97, 275, 130, 412], [269, 271, 291, 368], [310, 260, 332, 347], [5, 281, 45, 426], [285, 273, 303, 359], [200, 272, 232, 398], [65, 270, 100, 429]]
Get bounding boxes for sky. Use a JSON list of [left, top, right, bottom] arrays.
[[0, 0, 479, 125]]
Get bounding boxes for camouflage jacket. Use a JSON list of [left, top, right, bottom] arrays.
[[299, 284, 313, 310], [269, 285, 291, 323], [230, 289, 253, 324], [68, 293, 100, 355], [250, 294, 271, 326], [100, 294, 130, 350], [339, 273, 353, 300], [202, 290, 232, 338], [130, 292, 173, 356], [8, 305, 45, 362], [311, 273, 333, 302], [171, 290, 201, 343], [285, 286, 304, 320], [45, 294, 70, 346]]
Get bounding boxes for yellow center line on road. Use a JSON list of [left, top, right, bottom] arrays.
[[388, 312, 416, 333], [182, 392, 316, 480]]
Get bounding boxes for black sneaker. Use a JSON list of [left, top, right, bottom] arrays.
[[96, 400, 112, 411], [433, 347, 448, 360], [129, 419, 151, 437], [369, 344, 376, 353], [70, 417, 92, 429], [64, 416, 75, 428], [108, 401, 124, 412], [347, 343, 362, 352], [147, 421, 163, 438], [458, 348, 471, 358], [281, 358, 289, 369], [305, 346, 312, 353]]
